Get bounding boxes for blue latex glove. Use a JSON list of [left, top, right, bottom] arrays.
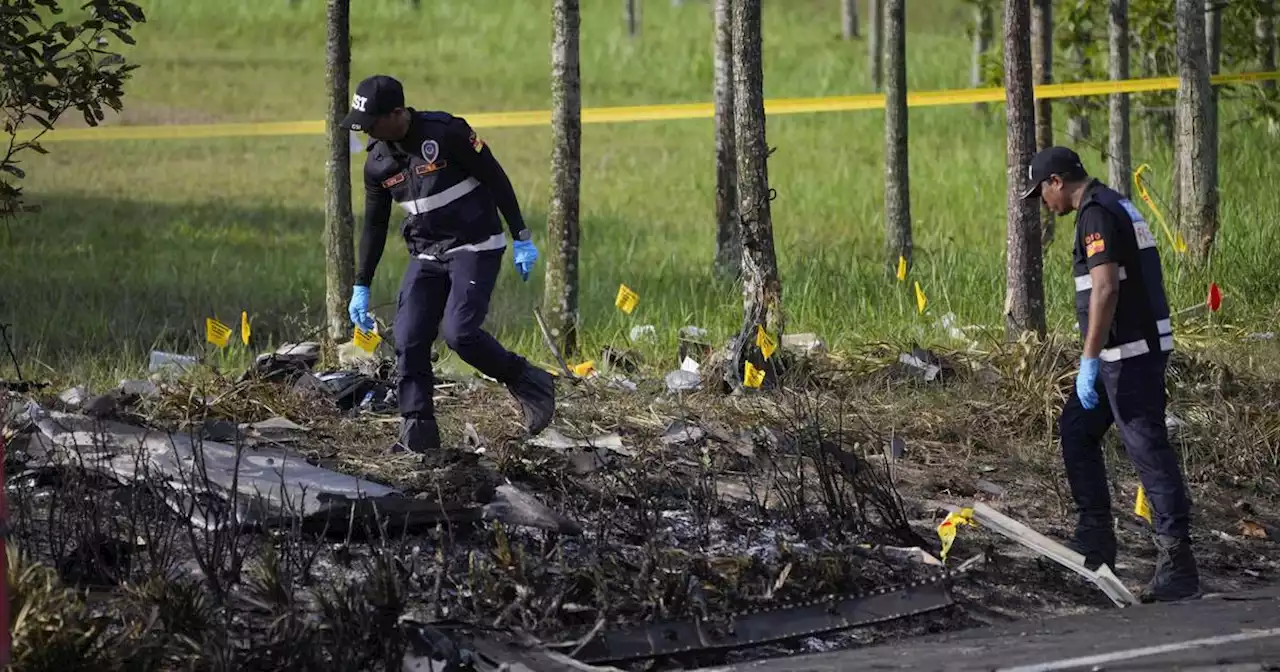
[[512, 238, 538, 281], [1076, 356, 1101, 410], [348, 285, 375, 332]]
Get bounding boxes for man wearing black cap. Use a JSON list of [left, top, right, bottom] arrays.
[[339, 74, 555, 453], [1022, 145, 1199, 602]]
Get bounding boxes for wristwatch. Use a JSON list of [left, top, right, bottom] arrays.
[[515, 229, 532, 241]]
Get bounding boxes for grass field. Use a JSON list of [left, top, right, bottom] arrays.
[[4, 0, 1279, 382]]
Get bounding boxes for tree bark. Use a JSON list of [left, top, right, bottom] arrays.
[[1205, 0, 1220, 210], [868, 0, 884, 91], [625, 0, 639, 38], [884, 0, 911, 276], [1260, 3, 1276, 93], [842, 0, 859, 40], [1031, 0, 1055, 247], [324, 0, 355, 342], [1107, 0, 1131, 197], [971, 0, 994, 114], [730, 0, 783, 387], [1175, 0, 1218, 263], [545, 0, 582, 356], [714, 0, 740, 280], [1004, 0, 1046, 340]]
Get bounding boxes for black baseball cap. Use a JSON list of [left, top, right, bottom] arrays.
[[339, 75, 405, 132], [1020, 146, 1088, 200]]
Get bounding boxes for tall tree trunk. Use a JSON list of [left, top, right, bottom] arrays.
[[729, 0, 783, 388], [868, 0, 884, 91], [1260, 3, 1276, 93], [842, 0, 859, 39], [1004, 0, 1047, 339], [714, 0, 740, 280], [324, 0, 355, 342], [971, 0, 994, 114], [1066, 0, 1092, 143], [1176, 0, 1218, 263], [1205, 0, 1220, 213], [884, 0, 911, 276], [1031, 0, 1055, 247], [545, 0, 582, 356], [1108, 0, 1132, 197], [625, 0, 639, 37]]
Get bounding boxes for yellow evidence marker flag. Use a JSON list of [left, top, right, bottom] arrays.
[[615, 284, 640, 314], [571, 360, 596, 377], [353, 327, 382, 354], [937, 507, 975, 562], [206, 318, 232, 349], [240, 311, 251, 346], [755, 325, 778, 360], [914, 281, 928, 314], [743, 361, 766, 388], [1134, 486, 1153, 525], [896, 255, 907, 282]]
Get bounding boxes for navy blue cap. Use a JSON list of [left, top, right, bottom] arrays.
[[1021, 146, 1088, 200], [339, 75, 405, 131]]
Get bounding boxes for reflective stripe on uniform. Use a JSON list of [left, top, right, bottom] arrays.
[[1156, 318, 1171, 335], [398, 177, 481, 216], [1074, 266, 1128, 291], [1100, 334, 1174, 362], [415, 232, 507, 261]]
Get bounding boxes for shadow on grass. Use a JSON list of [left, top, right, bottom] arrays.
[[0, 193, 748, 373]]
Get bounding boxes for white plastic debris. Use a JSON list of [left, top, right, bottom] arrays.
[[629, 324, 657, 343], [898, 352, 942, 382], [665, 369, 701, 393], [148, 350, 197, 376], [58, 386, 89, 409], [781, 332, 826, 355], [680, 356, 700, 373]]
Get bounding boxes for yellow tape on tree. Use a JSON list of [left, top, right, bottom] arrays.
[[1133, 164, 1188, 255]]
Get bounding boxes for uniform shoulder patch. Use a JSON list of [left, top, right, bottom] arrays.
[[1084, 232, 1106, 258], [469, 128, 484, 153]]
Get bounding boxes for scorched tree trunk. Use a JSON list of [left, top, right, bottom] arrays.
[[714, 0, 740, 280], [884, 0, 911, 276], [1004, 0, 1047, 339], [1175, 0, 1218, 263], [324, 0, 355, 342]]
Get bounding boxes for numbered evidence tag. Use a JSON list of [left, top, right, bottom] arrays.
[[353, 327, 382, 354], [755, 325, 777, 360], [206, 318, 232, 348], [615, 284, 639, 314]]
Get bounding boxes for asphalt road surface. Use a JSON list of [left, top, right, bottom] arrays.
[[715, 586, 1280, 671]]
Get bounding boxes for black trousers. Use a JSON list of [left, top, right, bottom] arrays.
[[395, 248, 524, 419], [1059, 351, 1192, 539]]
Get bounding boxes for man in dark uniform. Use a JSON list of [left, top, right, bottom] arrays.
[[1023, 146, 1199, 602], [338, 74, 554, 453]]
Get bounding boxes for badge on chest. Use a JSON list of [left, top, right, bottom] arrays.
[[417, 139, 448, 175]]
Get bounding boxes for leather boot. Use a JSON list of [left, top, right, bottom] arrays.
[[505, 363, 555, 436], [1140, 534, 1201, 603], [1068, 525, 1118, 571], [393, 416, 441, 454]]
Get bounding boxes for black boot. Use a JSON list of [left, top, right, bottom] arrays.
[[1068, 525, 1118, 571], [1140, 534, 1201, 603], [506, 363, 555, 436], [392, 416, 441, 454]]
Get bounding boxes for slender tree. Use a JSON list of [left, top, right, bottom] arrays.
[[1205, 0, 1220, 211], [1260, 2, 1276, 93], [625, 0, 639, 38], [1031, 0, 1055, 246], [1175, 0, 1218, 262], [971, 0, 995, 114], [868, 0, 884, 90], [714, 0, 740, 279], [884, 0, 911, 276], [842, 0, 860, 39], [1066, 0, 1092, 143], [1108, 0, 1132, 196], [324, 0, 355, 341], [729, 0, 784, 387], [545, 0, 583, 356], [1005, 0, 1047, 339]]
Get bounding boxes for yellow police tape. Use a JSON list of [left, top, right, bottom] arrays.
[[19, 70, 1280, 144]]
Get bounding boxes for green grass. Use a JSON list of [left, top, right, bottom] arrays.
[[4, 0, 1279, 381]]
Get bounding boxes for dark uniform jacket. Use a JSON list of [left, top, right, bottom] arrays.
[[1072, 179, 1173, 363], [355, 109, 528, 286]]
